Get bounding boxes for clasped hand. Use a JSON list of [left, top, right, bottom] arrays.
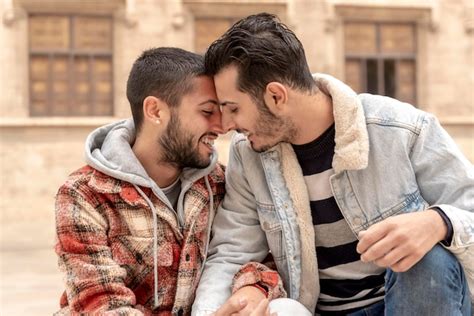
[[212, 286, 276, 316]]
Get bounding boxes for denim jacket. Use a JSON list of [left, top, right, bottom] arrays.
[[192, 74, 474, 315]]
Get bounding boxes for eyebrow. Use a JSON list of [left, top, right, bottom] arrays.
[[219, 101, 238, 106], [198, 99, 219, 106]]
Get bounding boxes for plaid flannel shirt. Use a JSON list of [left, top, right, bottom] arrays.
[[231, 258, 286, 300], [54, 164, 225, 316]]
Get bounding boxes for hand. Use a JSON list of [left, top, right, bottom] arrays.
[[213, 286, 274, 316], [356, 209, 447, 272], [242, 299, 273, 316]]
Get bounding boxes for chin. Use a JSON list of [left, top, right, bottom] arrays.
[[198, 154, 212, 166], [199, 149, 213, 160], [251, 144, 270, 153], [250, 140, 277, 153]]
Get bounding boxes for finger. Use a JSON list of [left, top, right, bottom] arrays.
[[216, 297, 248, 316], [250, 299, 269, 316], [356, 220, 392, 254], [360, 233, 398, 263], [390, 252, 424, 272], [358, 230, 367, 239], [373, 245, 408, 268]]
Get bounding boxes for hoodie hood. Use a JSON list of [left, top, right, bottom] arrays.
[[85, 118, 219, 190]]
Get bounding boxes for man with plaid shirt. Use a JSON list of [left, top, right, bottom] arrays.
[[54, 47, 243, 315]]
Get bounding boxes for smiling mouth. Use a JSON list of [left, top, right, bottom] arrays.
[[200, 133, 218, 148]]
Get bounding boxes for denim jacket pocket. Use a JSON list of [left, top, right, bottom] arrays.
[[257, 202, 286, 261], [387, 190, 428, 216]]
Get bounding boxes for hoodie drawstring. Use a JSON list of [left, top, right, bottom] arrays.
[[133, 176, 215, 309], [133, 184, 160, 308], [201, 176, 215, 276]]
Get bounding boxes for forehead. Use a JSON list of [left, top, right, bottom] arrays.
[[214, 65, 239, 94], [214, 65, 260, 114], [187, 75, 216, 95], [181, 76, 217, 102], [177, 75, 218, 110]]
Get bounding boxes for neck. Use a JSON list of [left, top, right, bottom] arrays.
[[291, 90, 334, 145], [132, 132, 181, 188]]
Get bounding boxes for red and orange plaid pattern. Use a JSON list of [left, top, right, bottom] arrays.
[[54, 164, 225, 315], [232, 261, 287, 300]]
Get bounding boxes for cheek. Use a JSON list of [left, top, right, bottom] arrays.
[[235, 111, 251, 124], [195, 118, 210, 133]]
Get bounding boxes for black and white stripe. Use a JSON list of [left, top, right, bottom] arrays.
[[292, 124, 385, 314]]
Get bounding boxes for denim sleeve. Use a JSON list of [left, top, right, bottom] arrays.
[[192, 135, 271, 315], [409, 113, 474, 302], [409, 113, 474, 249]]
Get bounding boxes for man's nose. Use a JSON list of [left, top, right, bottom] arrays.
[[209, 110, 224, 134], [221, 113, 236, 133]]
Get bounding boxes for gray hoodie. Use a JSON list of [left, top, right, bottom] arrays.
[[85, 118, 220, 308]]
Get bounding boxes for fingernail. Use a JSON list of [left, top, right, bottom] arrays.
[[239, 297, 247, 306]]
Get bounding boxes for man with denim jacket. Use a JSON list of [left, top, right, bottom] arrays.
[[192, 13, 473, 316]]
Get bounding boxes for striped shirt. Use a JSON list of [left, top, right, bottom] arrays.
[[292, 124, 385, 314]]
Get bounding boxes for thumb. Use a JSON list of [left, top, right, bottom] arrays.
[[250, 298, 269, 315], [215, 297, 248, 316]]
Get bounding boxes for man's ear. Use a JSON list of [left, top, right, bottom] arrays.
[[143, 96, 168, 125], [263, 82, 288, 114]]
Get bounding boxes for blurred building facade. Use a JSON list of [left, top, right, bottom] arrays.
[[1, 0, 473, 226]]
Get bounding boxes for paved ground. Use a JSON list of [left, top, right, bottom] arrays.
[[1, 220, 64, 315]]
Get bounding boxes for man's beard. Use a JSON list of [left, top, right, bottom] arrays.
[[250, 98, 297, 152], [159, 113, 211, 169]]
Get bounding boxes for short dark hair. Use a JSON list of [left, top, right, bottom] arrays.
[[126, 47, 205, 133], [205, 13, 315, 103]]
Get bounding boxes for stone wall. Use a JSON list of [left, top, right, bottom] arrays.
[[1, 0, 472, 234]]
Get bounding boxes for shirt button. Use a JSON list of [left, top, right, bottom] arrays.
[[135, 253, 143, 264], [353, 216, 363, 226], [185, 254, 190, 261], [263, 221, 271, 231], [177, 308, 184, 316]]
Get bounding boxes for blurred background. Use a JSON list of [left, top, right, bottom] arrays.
[[0, 0, 473, 314]]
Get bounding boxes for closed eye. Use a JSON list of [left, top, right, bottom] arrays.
[[220, 101, 238, 114]]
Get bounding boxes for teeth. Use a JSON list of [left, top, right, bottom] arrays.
[[202, 137, 214, 146]]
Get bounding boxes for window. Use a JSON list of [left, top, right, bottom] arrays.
[[29, 14, 113, 116], [184, 1, 287, 55], [194, 17, 235, 54], [344, 22, 417, 105]]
